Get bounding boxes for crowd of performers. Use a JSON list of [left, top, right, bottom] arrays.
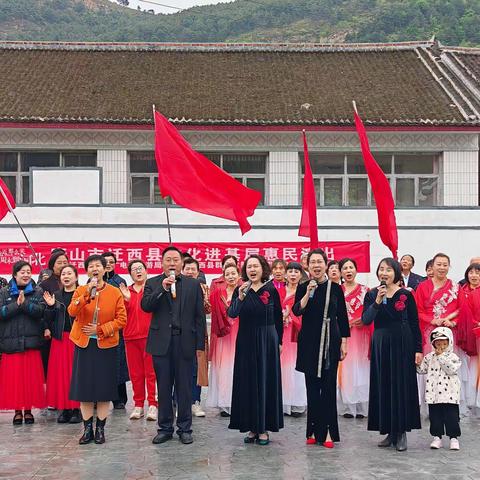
[[0, 246, 479, 452]]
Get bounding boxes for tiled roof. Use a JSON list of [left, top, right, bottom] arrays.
[[0, 40, 479, 126]]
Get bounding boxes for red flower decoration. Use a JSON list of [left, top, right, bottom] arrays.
[[394, 300, 406, 312], [259, 291, 270, 305], [399, 294, 408, 302]]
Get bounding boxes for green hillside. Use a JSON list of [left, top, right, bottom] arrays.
[[0, 0, 479, 46]]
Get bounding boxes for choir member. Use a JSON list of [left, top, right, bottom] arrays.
[[102, 251, 129, 410], [44, 264, 81, 424], [0, 261, 48, 424], [337, 258, 370, 419], [118, 259, 158, 421], [457, 263, 480, 414], [362, 258, 422, 452], [293, 248, 349, 448], [281, 262, 307, 416], [69, 254, 127, 444], [210, 255, 239, 294], [271, 258, 287, 294], [425, 259, 434, 279], [206, 263, 241, 416], [228, 255, 283, 445], [327, 260, 341, 284], [400, 254, 425, 290]]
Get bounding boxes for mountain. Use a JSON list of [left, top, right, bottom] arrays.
[[0, 0, 479, 46]]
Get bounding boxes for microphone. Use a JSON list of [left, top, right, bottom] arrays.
[[380, 280, 387, 304], [90, 274, 98, 299], [169, 270, 177, 299], [243, 280, 252, 296], [309, 280, 318, 299]]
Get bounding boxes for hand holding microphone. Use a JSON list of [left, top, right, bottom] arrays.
[[308, 279, 318, 299], [90, 274, 99, 300], [376, 281, 387, 305], [169, 270, 177, 299], [239, 280, 252, 301]]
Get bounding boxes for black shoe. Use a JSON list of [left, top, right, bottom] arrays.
[[356, 414, 365, 419], [57, 409, 72, 423], [244, 433, 258, 444], [396, 432, 407, 451], [79, 417, 94, 445], [220, 411, 230, 417], [378, 434, 394, 447], [343, 413, 354, 419], [13, 411, 23, 425], [113, 402, 125, 410], [23, 411, 34, 425], [69, 409, 82, 424], [94, 418, 106, 444], [152, 432, 173, 444], [179, 432, 193, 444]]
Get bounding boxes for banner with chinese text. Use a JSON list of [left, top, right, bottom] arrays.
[[0, 241, 370, 275]]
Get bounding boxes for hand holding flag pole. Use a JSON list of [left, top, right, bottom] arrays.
[[0, 178, 41, 266], [353, 101, 398, 259]]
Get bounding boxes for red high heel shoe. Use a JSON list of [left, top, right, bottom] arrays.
[[306, 437, 316, 445], [323, 441, 334, 448]]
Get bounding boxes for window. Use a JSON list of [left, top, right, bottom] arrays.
[[0, 151, 97, 205], [300, 152, 439, 207], [129, 151, 268, 205], [202, 153, 267, 205]]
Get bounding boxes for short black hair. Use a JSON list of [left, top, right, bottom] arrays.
[[221, 255, 238, 267], [48, 249, 68, 270], [183, 257, 200, 271], [162, 245, 182, 257], [464, 262, 480, 284], [307, 248, 328, 266], [286, 261, 303, 272], [101, 251, 117, 263], [271, 258, 287, 270], [426, 259, 434, 271], [60, 264, 78, 277], [433, 252, 451, 265], [13, 260, 31, 276], [327, 260, 339, 271], [400, 254, 415, 266], [241, 255, 271, 283], [84, 254, 107, 270], [339, 257, 358, 271], [376, 257, 402, 284], [128, 259, 147, 274]]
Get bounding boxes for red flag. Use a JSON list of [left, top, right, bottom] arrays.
[[353, 108, 398, 259], [298, 131, 319, 249], [0, 178, 16, 222], [153, 111, 261, 234]]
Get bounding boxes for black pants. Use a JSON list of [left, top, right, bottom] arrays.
[[153, 334, 194, 435], [428, 403, 461, 439]]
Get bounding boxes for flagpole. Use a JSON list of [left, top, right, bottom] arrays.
[[153, 104, 173, 245], [0, 184, 41, 266]]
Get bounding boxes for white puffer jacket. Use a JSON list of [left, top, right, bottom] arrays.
[[416, 327, 461, 404]]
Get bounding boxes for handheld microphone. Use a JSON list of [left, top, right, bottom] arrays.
[[169, 270, 177, 299], [380, 280, 387, 304], [90, 274, 98, 299], [243, 280, 252, 296], [309, 280, 318, 299]]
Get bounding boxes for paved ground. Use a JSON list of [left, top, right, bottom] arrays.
[[1, 399, 480, 480]]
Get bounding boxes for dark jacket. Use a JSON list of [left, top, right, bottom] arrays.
[[39, 274, 62, 294], [0, 280, 49, 353], [141, 273, 206, 359], [293, 280, 350, 376], [105, 271, 125, 289], [44, 289, 75, 340], [405, 271, 426, 291]]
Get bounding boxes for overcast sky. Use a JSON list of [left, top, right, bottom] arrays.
[[109, 0, 235, 15]]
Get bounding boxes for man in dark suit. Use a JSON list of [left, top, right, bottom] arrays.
[[400, 254, 425, 291], [141, 246, 206, 445]]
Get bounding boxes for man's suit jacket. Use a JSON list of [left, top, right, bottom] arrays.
[[141, 273, 206, 359], [407, 271, 426, 291]]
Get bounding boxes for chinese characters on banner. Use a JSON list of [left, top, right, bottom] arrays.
[[0, 241, 370, 275]]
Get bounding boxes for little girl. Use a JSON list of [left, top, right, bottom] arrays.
[[417, 326, 461, 450]]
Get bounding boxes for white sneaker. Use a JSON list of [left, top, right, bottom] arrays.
[[450, 438, 460, 450], [129, 407, 144, 420], [430, 436, 442, 449], [192, 401, 206, 417], [146, 405, 158, 421]]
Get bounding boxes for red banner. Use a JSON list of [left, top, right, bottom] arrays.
[[0, 241, 370, 275]]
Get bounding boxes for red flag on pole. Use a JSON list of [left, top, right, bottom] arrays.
[[353, 104, 398, 259], [298, 130, 319, 249], [0, 178, 16, 222], [153, 110, 261, 235]]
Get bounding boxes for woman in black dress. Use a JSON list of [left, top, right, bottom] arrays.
[[362, 257, 423, 452], [293, 248, 349, 448], [228, 255, 283, 445]]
